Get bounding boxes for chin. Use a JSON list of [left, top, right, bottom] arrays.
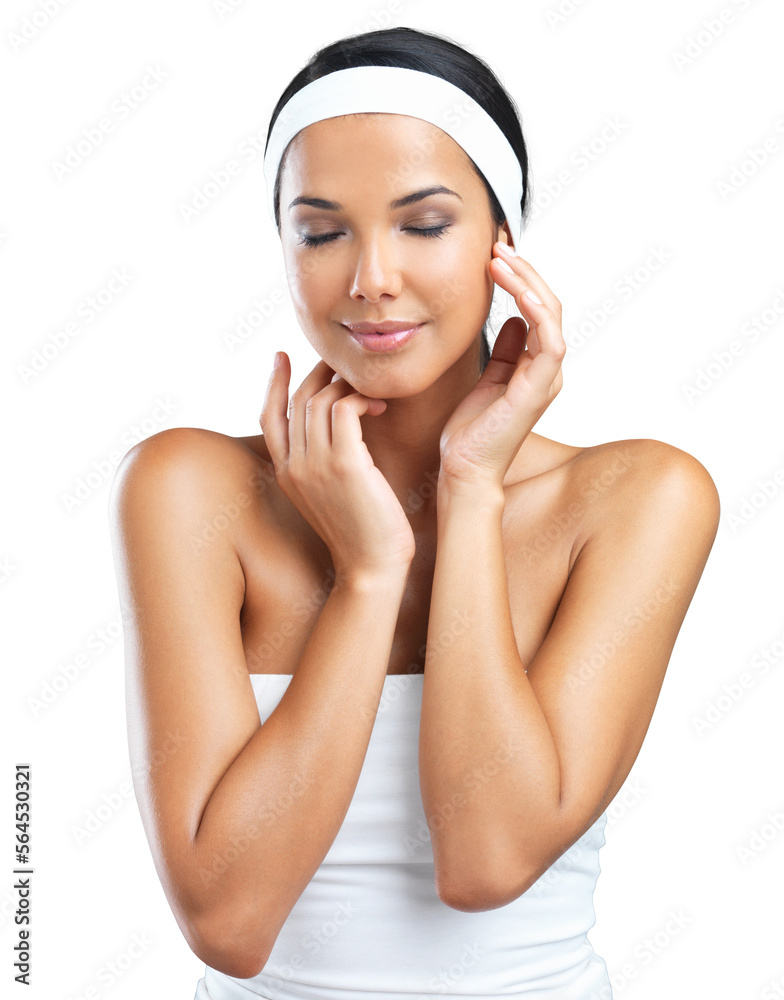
[[343, 366, 432, 398]]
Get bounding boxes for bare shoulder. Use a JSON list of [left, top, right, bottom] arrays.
[[570, 436, 721, 505], [112, 426, 270, 495], [566, 436, 721, 560], [113, 425, 258, 474], [109, 427, 276, 551]]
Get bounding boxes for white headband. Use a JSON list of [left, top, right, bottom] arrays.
[[263, 65, 524, 248]]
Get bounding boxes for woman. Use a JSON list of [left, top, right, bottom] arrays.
[[109, 26, 720, 1000]]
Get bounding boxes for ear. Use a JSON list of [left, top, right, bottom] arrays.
[[495, 220, 515, 253]]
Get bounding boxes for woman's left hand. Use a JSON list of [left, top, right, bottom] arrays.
[[438, 242, 566, 493]]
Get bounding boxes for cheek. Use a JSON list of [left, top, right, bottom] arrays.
[[422, 250, 490, 319], [288, 258, 336, 312]]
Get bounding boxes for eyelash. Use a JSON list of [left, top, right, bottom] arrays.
[[297, 225, 450, 248]]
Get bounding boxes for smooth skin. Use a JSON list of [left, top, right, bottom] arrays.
[[109, 112, 721, 978]]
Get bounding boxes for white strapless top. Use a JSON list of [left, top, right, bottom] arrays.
[[194, 673, 612, 1000]]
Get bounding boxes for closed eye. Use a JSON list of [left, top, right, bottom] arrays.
[[297, 225, 450, 249]]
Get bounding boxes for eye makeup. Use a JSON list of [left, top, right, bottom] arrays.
[[298, 224, 451, 248]]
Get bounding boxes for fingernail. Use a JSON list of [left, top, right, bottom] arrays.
[[496, 258, 514, 274], [524, 288, 543, 304], [273, 351, 282, 368], [497, 241, 518, 256]]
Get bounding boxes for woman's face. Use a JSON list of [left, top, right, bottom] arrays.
[[277, 112, 511, 396]]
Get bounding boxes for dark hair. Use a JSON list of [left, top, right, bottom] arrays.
[[264, 26, 532, 375]]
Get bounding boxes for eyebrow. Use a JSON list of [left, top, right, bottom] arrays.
[[288, 185, 463, 212]]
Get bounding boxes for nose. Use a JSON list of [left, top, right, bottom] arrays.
[[348, 237, 404, 303]]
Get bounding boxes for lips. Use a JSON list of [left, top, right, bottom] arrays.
[[345, 323, 425, 353], [343, 320, 426, 334]]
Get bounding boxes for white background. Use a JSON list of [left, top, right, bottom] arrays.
[[3, 0, 783, 997]]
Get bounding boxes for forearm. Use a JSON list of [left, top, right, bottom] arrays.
[[420, 485, 562, 909], [191, 567, 409, 974]]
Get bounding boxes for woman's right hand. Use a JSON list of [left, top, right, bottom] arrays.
[[260, 353, 416, 580]]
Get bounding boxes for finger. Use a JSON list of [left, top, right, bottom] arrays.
[[490, 256, 549, 319], [479, 316, 528, 386], [331, 391, 387, 462], [507, 313, 565, 401], [512, 293, 566, 396], [288, 358, 338, 458], [305, 376, 361, 452], [490, 253, 566, 393], [491, 244, 558, 315], [260, 351, 292, 465]]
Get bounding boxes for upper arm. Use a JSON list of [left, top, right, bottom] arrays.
[[522, 441, 720, 875], [108, 428, 262, 952]]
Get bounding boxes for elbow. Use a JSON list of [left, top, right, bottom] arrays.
[[435, 866, 533, 913], [437, 883, 496, 913], [434, 811, 579, 911], [189, 906, 273, 981], [433, 829, 548, 911], [433, 835, 537, 912]]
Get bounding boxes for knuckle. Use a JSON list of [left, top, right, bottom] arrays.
[[331, 396, 354, 415], [286, 457, 304, 482]]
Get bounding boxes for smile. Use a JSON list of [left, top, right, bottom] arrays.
[[345, 323, 425, 352]]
